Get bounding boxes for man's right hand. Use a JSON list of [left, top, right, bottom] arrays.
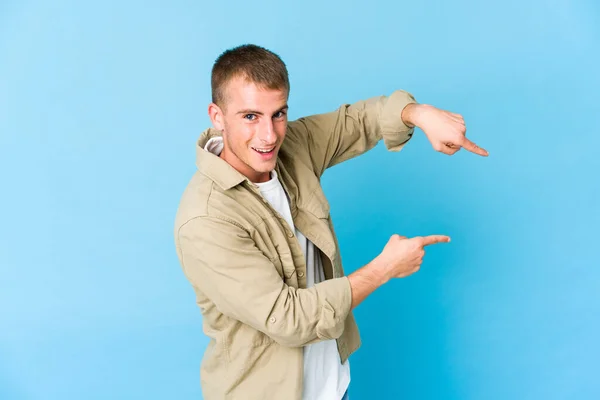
[[373, 234, 451, 283], [347, 233, 451, 309]]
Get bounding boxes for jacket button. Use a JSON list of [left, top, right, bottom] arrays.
[[298, 271, 304, 278], [269, 316, 276, 323], [286, 230, 294, 238]]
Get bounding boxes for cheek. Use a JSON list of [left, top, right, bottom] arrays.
[[224, 120, 254, 145], [241, 125, 257, 145], [275, 121, 287, 142]]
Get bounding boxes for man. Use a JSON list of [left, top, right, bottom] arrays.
[[174, 44, 488, 400]]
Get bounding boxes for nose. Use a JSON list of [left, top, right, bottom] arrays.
[[259, 119, 277, 144]]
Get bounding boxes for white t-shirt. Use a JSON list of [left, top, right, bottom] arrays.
[[204, 138, 350, 400]]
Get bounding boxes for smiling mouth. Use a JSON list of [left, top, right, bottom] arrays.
[[251, 146, 275, 154]]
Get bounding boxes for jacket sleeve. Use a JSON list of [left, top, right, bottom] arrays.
[[177, 215, 352, 347], [287, 90, 417, 177]]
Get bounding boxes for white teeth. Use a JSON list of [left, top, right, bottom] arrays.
[[253, 147, 274, 153]]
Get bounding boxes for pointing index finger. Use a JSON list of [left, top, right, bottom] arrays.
[[421, 235, 451, 246], [461, 137, 489, 156]]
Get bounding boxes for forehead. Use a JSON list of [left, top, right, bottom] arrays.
[[223, 76, 288, 111]]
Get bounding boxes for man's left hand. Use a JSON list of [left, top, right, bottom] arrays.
[[401, 103, 489, 157]]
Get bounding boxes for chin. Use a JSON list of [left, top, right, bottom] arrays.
[[255, 162, 276, 174]]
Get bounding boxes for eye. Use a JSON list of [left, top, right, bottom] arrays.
[[244, 114, 257, 121], [273, 111, 287, 119]]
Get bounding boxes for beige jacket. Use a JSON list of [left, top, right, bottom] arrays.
[[174, 90, 416, 400]]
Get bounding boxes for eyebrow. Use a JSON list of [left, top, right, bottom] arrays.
[[236, 105, 289, 116]]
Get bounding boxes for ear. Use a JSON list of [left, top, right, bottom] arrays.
[[208, 103, 225, 131]]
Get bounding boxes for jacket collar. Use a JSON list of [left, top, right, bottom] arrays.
[[195, 128, 248, 191]]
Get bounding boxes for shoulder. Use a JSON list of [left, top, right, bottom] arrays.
[[280, 121, 321, 176], [174, 171, 261, 239], [174, 171, 212, 230]]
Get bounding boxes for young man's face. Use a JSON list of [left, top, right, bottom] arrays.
[[209, 76, 288, 183]]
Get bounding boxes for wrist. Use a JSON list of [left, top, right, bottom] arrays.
[[401, 103, 426, 128], [368, 256, 390, 286]]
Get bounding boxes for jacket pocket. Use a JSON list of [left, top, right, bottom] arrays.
[[272, 251, 297, 280], [230, 321, 274, 350]]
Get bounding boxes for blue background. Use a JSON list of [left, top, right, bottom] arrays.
[[1, 0, 599, 399]]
